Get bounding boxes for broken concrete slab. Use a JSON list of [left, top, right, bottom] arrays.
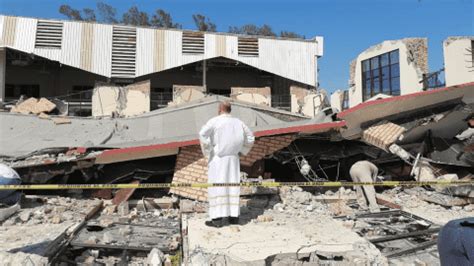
[[10, 97, 56, 115], [185, 213, 385, 265], [381, 188, 474, 225]]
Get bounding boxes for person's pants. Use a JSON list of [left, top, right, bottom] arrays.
[[438, 217, 474, 266], [0, 176, 21, 206]]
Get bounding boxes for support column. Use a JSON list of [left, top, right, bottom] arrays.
[[0, 48, 5, 103]]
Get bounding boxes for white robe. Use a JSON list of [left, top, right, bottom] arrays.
[[199, 114, 254, 219]]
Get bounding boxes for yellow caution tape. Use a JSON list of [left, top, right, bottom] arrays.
[[0, 180, 472, 190]]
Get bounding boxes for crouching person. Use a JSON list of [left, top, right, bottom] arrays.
[[199, 101, 254, 227], [349, 160, 381, 213]]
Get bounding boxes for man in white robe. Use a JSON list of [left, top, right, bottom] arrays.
[[199, 101, 254, 227]]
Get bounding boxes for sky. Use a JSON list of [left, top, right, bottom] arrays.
[[0, 0, 472, 92]]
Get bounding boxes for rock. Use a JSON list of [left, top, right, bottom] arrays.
[[19, 211, 31, 222], [51, 215, 62, 224], [85, 236, 98, 244], [84, 256, 95, 264], [146, 248, 164, 266], [0, 251, 48, 266], [256, 215, 273, 223], [292, 186, 303, 192], [103, 205, 117, 215], [464, 205, 474, 212], [117, 202, 129, 216], [306, 205, 314, 212], [99, 217, 114, 227], [230, 226, 240, 233], [290, 191, 312, 205], [452, 206, 463, 211], [54, 206, 67, 213], [102, 231, 114, 244], [43, 206, 52, 214], [119, 225, 132, 236]]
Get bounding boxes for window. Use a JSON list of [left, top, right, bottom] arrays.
[[5, 84, 40, 99], [362, 49, 400, 101], [69, 86, 93, 101], [471, 40, 474, 68], [238, 37, 259, 57], [151, 88, 173, 110], [342, 90, 349, 110]]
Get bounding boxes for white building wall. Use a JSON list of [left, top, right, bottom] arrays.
[[136, 28, 155, 77], [61, 21, 82, 68], [14, 17, 36, 52], [349, 39, 427, 107], [91, 24, 112, 77], [0, 15, 322, 87], [443, 37, 474, 86]]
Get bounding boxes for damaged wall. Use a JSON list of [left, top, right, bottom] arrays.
[[171, 85, 205, 106], [290, 86, 328, 117], [170, 134, 296, 201], [349, 38, 428, 107], [92, 80, 150, 117], [443, 36, 474, 86], [231, 87, 271, 106]]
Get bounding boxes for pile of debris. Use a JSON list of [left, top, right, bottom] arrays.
[[184, 186, 387, 265], [8, 97, 70, 124]]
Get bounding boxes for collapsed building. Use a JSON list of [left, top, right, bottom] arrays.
[[0, 14, 473, 266], [0, 15, 326, 117], [331, 36, 474, 111]]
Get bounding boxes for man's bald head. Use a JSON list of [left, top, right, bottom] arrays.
[[218, 101, 232, 115]]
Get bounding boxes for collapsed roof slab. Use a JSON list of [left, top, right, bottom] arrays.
[[2, 95, 342, 163], [338, 82, 474, 139]]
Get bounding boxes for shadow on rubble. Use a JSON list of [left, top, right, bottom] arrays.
[[235, 194, 281, 226]]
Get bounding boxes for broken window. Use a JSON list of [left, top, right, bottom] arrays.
[[362, 50, 400, 101], [5, 84, 40, 99], [182, 32, 205, 55], [238, 37, 259, 57]]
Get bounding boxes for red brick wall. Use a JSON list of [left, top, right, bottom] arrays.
[[170, 134, 296, 201]]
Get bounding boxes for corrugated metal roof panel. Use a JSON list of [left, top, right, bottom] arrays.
[[91, 23, 113, 77]]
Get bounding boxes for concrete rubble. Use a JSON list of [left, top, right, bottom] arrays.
[[0, 82, 473, 265]]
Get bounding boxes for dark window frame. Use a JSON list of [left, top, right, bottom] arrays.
[[5, 84, 40, 99], [361, 49, 400, 101]]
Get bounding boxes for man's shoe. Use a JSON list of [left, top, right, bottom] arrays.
[[205, 218, 223, 228], [229, 217, 239, 225]]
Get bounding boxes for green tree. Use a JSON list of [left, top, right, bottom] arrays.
[[96, 2, 117, 23], [229, 24, 276, 36], [151, 9, 181, 28], [280, 31, 304, 39], [122, 6, 150, 26], [192, 14, 216, 32], [82, 8, 96, 22], [59, 5, 84, 21]]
